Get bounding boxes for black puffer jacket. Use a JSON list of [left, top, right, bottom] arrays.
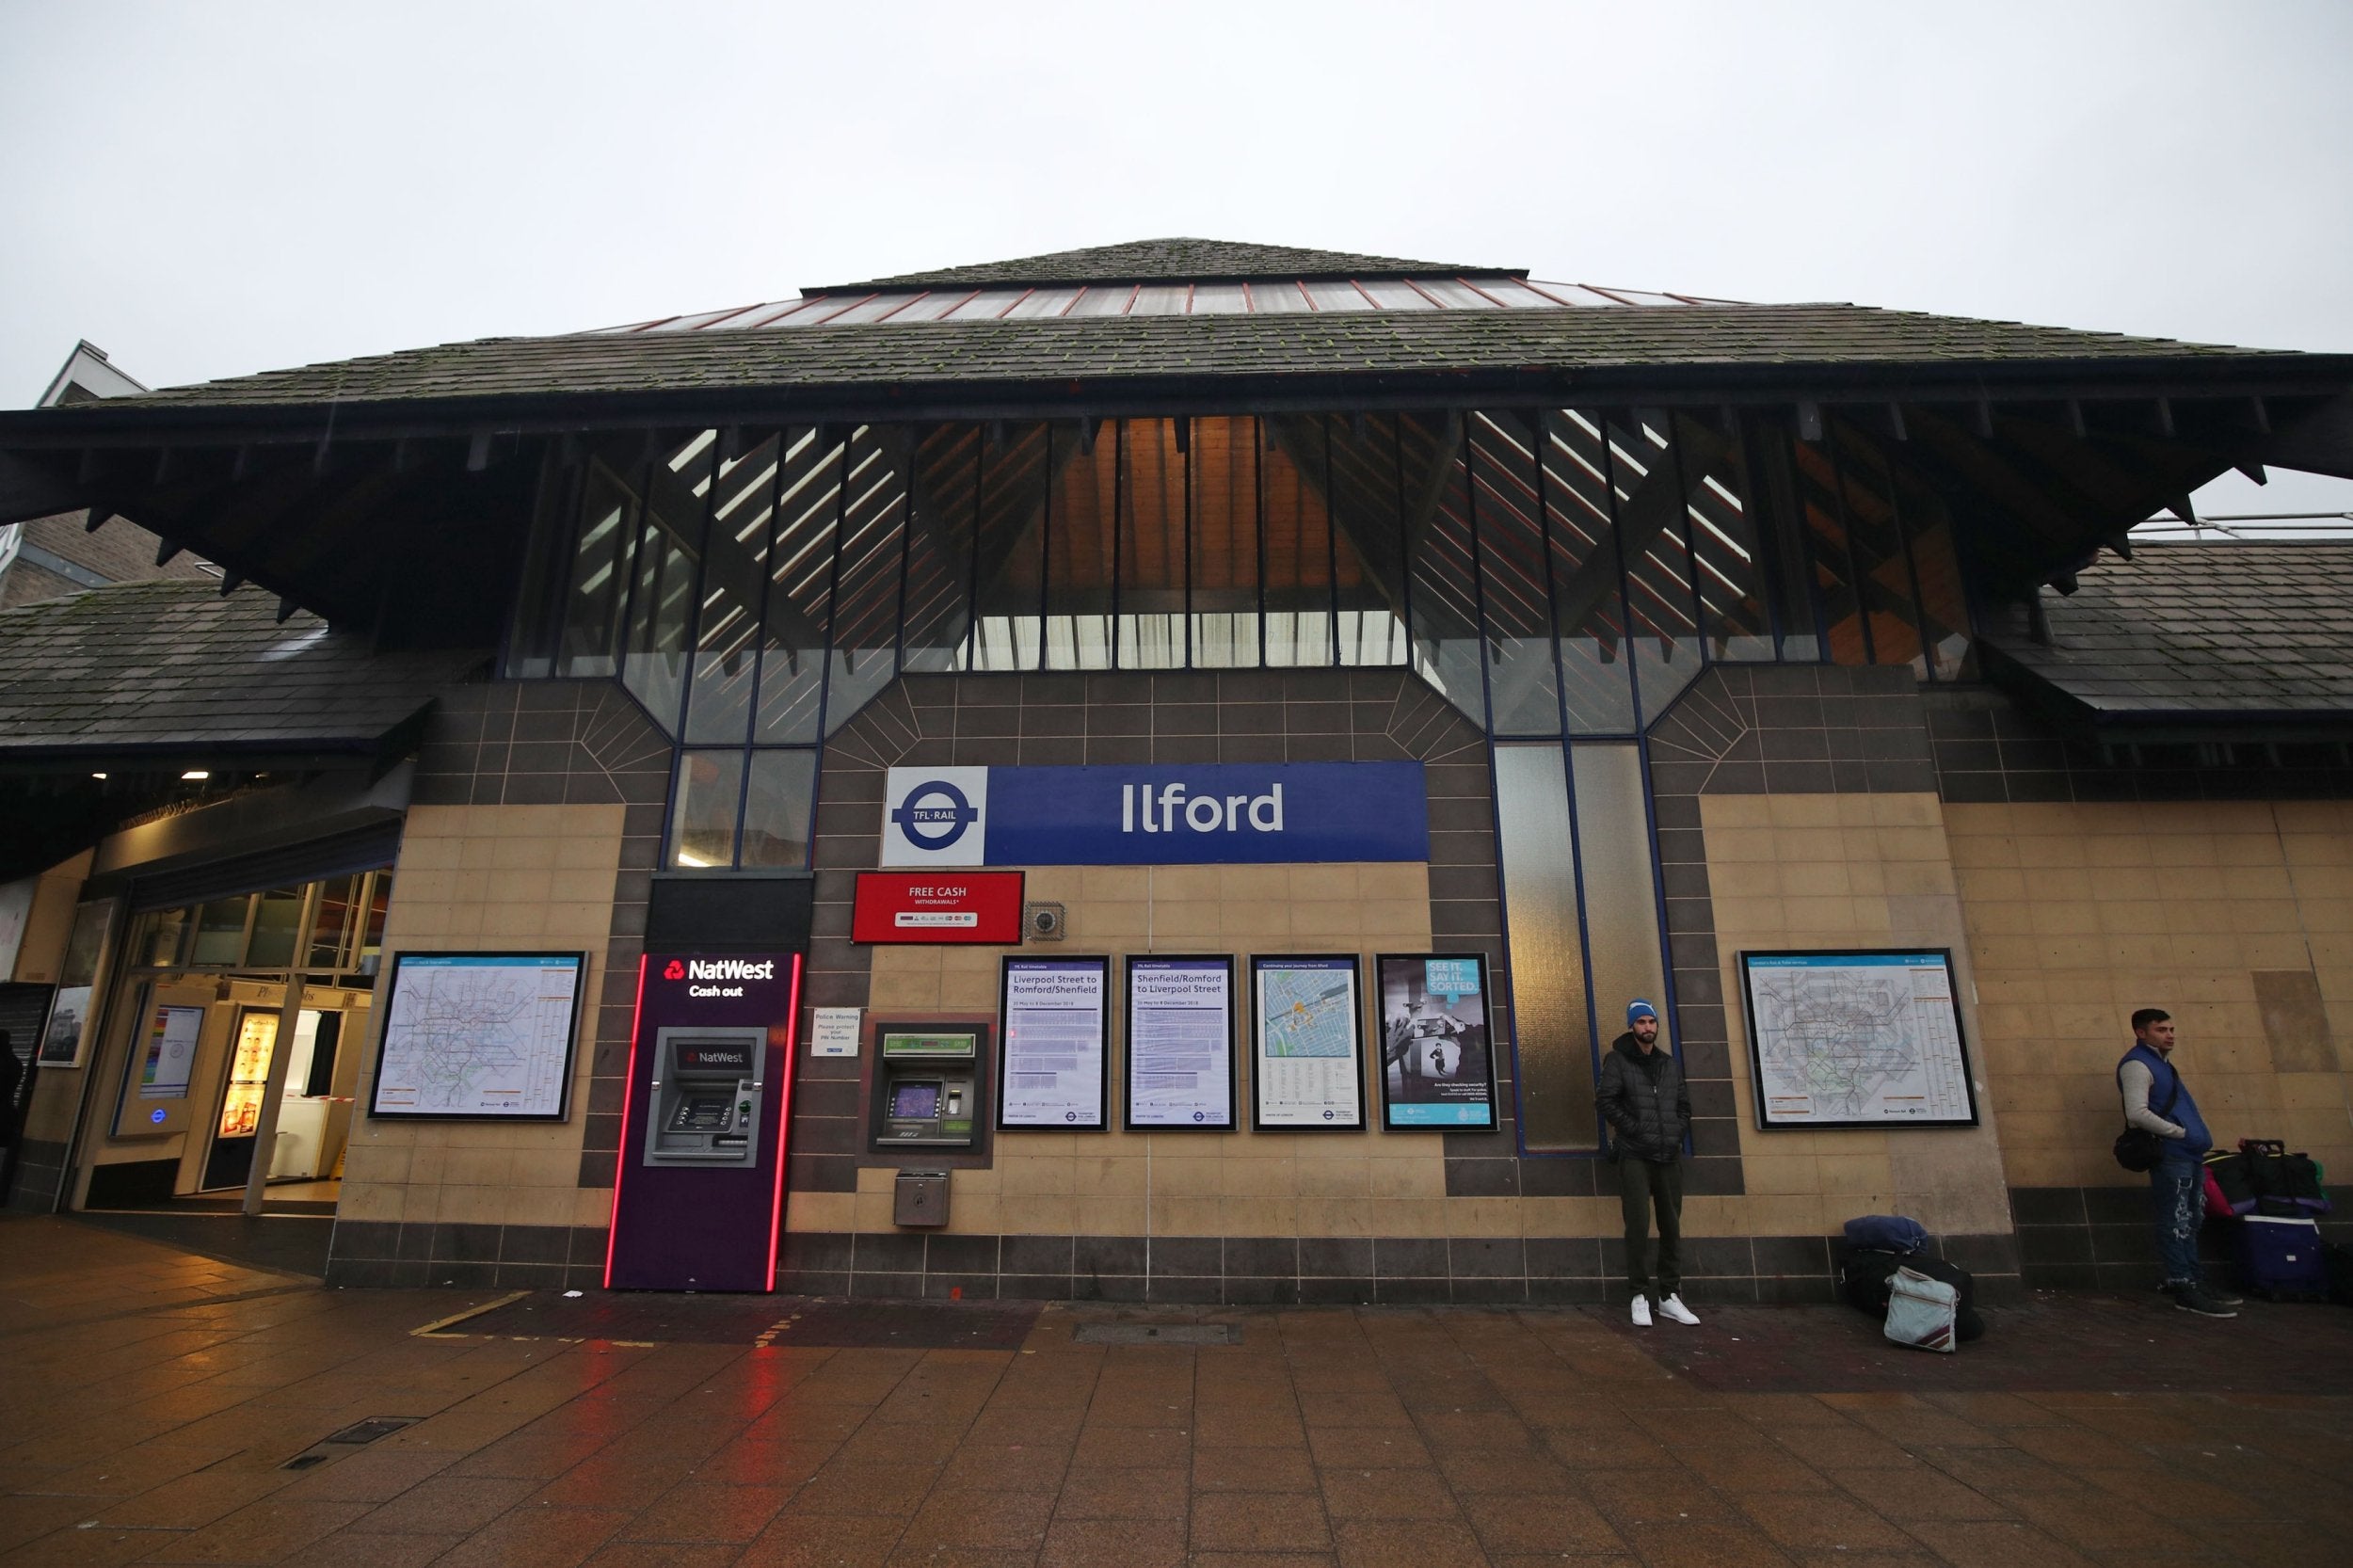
[[1597, 1033, 1690, 1163]]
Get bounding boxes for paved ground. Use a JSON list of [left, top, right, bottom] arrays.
[[4, 1216, 2349, 1568]]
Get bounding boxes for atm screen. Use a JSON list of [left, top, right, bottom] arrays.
[[888, 1082, 941, 1120]]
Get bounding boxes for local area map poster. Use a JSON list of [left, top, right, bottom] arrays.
[[368, 952, 584, 1120], [1251, 954, 1365, 1130], [1125, 955, 1235, 1129], [1737, 949, 1979, 1129], [998, 956, 1110, 1129], [1375, 954, 1498, 1130]]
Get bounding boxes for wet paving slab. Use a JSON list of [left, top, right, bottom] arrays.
[[8, 1215, 2351, 1568], [439, 1290, 1044, 1350]]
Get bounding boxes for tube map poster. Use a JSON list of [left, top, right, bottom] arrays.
[[1737, 951, 1978, 1128], [369, 952, 584, 1120]]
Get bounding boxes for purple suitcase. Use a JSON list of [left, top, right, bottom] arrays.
[[2234, 1214, 2328, 1299]]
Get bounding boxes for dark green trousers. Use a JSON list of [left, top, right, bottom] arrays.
[[1618, 1156, 1684, 1302]]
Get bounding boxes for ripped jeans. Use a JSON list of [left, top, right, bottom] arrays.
[[2151, 1160, 2204, 1288]]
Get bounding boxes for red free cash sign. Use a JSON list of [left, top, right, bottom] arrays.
[[852, 871, 1027, 945]]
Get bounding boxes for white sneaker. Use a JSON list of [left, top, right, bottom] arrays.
[[1630, 1295, 1653, 1326], [1658, 1294, 1700, 1325]]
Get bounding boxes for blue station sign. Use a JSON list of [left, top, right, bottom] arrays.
[[880, 762, 1429, 868]]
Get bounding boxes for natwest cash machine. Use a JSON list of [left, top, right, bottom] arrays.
[[605, 952, 802, 1291]]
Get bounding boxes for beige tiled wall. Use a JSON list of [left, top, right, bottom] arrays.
[[1698, 792, 2015, 1238], [787, 861, 1642, 1240], [1945, 799, 2353, 1190], [337, 804, 624, 1234]]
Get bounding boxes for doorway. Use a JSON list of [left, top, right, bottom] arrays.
[[78, 870, 392, 1217]]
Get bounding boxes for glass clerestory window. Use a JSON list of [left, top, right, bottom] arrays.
[[506, 410, 1979, 866]]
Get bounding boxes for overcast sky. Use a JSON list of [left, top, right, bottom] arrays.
[[4, 0, 2348, 519]]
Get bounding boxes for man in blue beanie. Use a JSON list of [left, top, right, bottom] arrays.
[[1597, 999, 1697, 1326]]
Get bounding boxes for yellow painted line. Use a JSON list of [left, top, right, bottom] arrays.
[[411, 1290, 529, 1337]]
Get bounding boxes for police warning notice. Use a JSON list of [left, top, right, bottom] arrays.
[[368, 952, 585, 1120], [998, 956, 1110, 1129], [1737, 950, 1978, 1129], [1251, 955, 1365, 1129], [1124, 956, 1235, 1128]]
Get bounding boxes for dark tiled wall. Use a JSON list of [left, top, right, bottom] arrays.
[[1928, 685, 2353, 803], [2010, 1184, 2352, 1290], [406, 677, 671, 1192], [1641, 664, 1940, 1199], [4, 1136, 69, 1214], [792, 669, 1513, 1197], [326, 1219, 607, 1291], [777, 1229, 2024, 1306]]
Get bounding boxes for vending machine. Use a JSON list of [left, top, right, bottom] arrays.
[[604, 952, 801, 1292]]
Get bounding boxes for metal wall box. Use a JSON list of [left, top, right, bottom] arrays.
[[894, 1169, 950, 1227]]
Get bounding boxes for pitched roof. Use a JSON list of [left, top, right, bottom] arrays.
[[824, 237, 1512, 289], [0, 579, 484, 759], [1978, 540, 2353, 724], [83, 304, 2295, 415]]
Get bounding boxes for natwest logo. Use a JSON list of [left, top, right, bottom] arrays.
[[684, 958, 776, 982], [663, 960, 685, 981]]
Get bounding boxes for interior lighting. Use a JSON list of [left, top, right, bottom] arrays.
[[181, 769, 211, 781], [674, 850, 716, 868], [90, 771, 107, 780]]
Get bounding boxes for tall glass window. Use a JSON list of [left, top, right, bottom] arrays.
[[1408, 419, 1482, 723], [1325, 414, 1411, 666], [1261, 423, 1336, 667], [970, 423, 1050, 671], [1569, 744, 1668, 1049], [1673, 413, 1774, 663], [1467, 412, 1561, 737], [825, 426, 911, 727], [1832, 428, 1925, 674], [682, 431, 780, 745], [903, 425, 978, 673], [1118, 419, 1188, 668], [1542, 411, 1638, 735], [755, 427, 843, 743], [1045, 423, 1115, 671], [1189, 416, 1260, 668], [1493, 743, 1594, 1150]]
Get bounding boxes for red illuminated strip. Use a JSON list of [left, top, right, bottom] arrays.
[[601, 954, 650, 1289], [763, 952, 806, 1294]]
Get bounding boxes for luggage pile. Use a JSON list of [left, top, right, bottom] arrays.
[[2203, 1139, 2335, 1302], [1834, 1214, 1985, 1352]]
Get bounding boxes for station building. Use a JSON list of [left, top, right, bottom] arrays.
[[2, 238, 2349, 1304]]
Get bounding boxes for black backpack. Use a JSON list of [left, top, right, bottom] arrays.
[[1837, 1246, 1985, 1343]]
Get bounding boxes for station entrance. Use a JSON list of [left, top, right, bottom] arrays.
[[74, 869, 392, 1217]]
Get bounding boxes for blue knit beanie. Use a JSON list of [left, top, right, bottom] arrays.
[[1627, 1000, 1658, 1025]]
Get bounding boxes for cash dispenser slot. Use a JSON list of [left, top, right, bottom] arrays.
[[643, 1028, 765, 1166]]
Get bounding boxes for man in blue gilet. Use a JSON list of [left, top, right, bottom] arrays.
[[2118, 1008, 2239, 1318]]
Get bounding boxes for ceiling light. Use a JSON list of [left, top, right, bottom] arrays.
[[91, 771, 107, 780], [181, 769, 211, 781]]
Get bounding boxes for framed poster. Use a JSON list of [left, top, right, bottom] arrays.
[[367, 952, 585, 1120], [1250, 953, 1365, 1130], [998, 955, 1110, 1130], [1123, 954, 1236, 1130], [1374, 953, 1498, 1130], [1737, 949, 1980, 1129], [39, 898, 118, 1067]]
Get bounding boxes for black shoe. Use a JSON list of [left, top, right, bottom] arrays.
[[2170, 1286, 2237, 1319], [2206, 1288, 2246, 1307]]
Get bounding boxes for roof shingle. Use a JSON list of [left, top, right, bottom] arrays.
[[824, 237, 1511, 289], [1979, 540, 2353, 720], [88, 304, 2292, 414], [0, 579, 484, 755]]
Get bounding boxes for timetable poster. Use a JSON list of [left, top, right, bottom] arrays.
[[998, 956, 1110, 1129], [1251, 954, 1365, 1130], [1124, 955, 1235, 1129], [1376, 953, 1498, 1130]]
